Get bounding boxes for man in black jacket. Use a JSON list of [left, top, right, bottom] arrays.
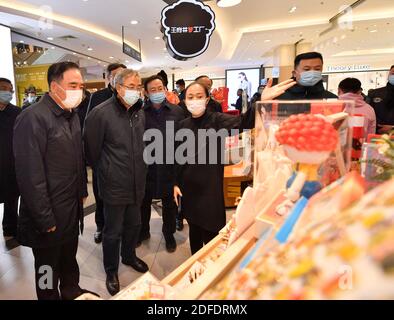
[[368, 65, 394, 134], [13, 62, 90, 300], [196, 75, 223, 113], [141, 75, 186, 253], [0, 78, 20, 238], [84, 69, 148, 296], [86, 63, 126, 244], [277, 52, 337, 100], [175, 79, 186, 102]]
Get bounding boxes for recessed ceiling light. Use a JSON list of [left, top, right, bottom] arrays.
[[97, 61, 101, 64], [47, 37, 54, 41], [154, 36, 161, 40], [130, 20, 138, 25], [87, 47, 93, 51], [217, 0, 242, 8], [289, 6, 297, 13], [87, 57, 91, 60], [125, 60, 130, 63], [51, 46, 55, 49], [72, 52, 76, 55], [264, 39, 271, 43], [109, 56, 114, 59], [19, 40, 24, 43], [370, 29, 378, 33]]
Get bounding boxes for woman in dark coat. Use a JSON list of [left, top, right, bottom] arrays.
[[174, 79, 296, 254]]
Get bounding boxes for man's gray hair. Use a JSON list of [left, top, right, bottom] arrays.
[[114, 69, 140, 86]]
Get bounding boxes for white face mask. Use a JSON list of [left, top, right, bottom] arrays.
[[123, 89, 140, 106], [55, 84, 83, 110], [186, 99, 207, 117]]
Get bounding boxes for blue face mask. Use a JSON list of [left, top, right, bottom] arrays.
[[388, 75, 394, 86], [0, 91, 13, 104], [298, 71, 322, 87], [149, 92, 166, 104]]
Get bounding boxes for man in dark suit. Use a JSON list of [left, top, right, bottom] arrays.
[[0, 78, 20, 238], [85, 63, 126, 244]]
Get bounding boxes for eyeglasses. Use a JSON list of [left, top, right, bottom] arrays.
[[120, 84, 142, 91]]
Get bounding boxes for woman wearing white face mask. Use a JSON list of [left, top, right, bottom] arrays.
[[174, 79, 296, 254]]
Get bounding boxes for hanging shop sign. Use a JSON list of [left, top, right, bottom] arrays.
[[122, 26, 142, 62], [161, 0, 216, 61]]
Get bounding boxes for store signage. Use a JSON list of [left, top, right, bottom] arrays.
[[161, 0, 216, 61], [327, 64, 371, 72], [123, 42, 142, 62]]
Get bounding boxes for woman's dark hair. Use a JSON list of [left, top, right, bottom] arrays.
[[391, 65, 394, 70], [294, 52, 323, 68], [239, 72, 248, 81], [338, 78, 362, 94], [157, 70, 168, 87], [144, 75, 164, 91], [184, 82, 209, 98], [47, 62, 80, 86], [176, 79, 185, 86]]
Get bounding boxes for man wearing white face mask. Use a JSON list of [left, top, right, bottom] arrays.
[[84, 69, 149, 296], [277, 52, 337, 100], [13, 62, 93, 300]]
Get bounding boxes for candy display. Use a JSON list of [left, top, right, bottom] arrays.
[[202, 177, 394, 300]]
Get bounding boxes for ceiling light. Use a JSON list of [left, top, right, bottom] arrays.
[[87, 57, 91, 60], [125, 60, 130, 63], [109, 56, 114, 59], [264, 39, 271, 43], [47, 37, 54, 41], [87, 47, 93, 51], [289, 6, 297, 13], [72, 52, 76, 55], [154, 36, 161, 40], [130, 20, 138, 25], [97, 61, 101, 64], [217, 0, 242, 7], [19, 40, 24, 43], [370, 29, 378, 33], [51, 46, 55, 49]]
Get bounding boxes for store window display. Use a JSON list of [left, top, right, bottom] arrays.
[[277, 52, 338, 100], [368, 65, 394, 134]]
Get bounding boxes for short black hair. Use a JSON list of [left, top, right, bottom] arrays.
[[391, 65, 394, 70], [184, 82, 210, 98], [47, 62, 80, 86], [195, 75, 212, 84], [0, 78, 12, 85], [157, 70, 168, 87], [338, 78, 362, 94], [107, 63, 127, 75], [144, 75, 165, 91], [176, 79, 185, 86], [294, 52, 324, 68]]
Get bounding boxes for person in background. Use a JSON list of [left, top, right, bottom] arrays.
[[173, 78, 296, 254], [368, 65, 394, 134], [195, 75, 223, 113], [238, 72, 252, 101], [277, 52, 337, 100], [251, 85, 266, 104], [338, 78, 376, 138], [232, 89, 243, 112], [140, 75, 185, 253], [85, 63, 126, 244], [157, 70, 169, 88], [84, 69, 148, 296], [0, 78, 20, 239], [76, 89, 91, 132], [13, 62, 92, 300], [175, 79, 186, 101], [22, 87, 40, 110]]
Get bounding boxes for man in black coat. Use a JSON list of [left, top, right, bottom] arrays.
[[277, 52, 338, 100], [0, 78, 20, 238], [141, 75, 186, 253], [175, 78, 186, 102], [85, 63, 126, 244], [84, 69, 148, 296], [13, 62, 90, 300], [195, 75, 223, 113], [368, 65, 394, 134]]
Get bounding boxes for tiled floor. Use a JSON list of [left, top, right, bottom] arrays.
[[0, 173, 235, 300]]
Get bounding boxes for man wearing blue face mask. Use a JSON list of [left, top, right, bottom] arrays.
[[368, 65, 394, 134], [0, 78, 20, 239], [140, 75, 186, 253], [277, 52, 337, 100], [84, 69, 149, 296]]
